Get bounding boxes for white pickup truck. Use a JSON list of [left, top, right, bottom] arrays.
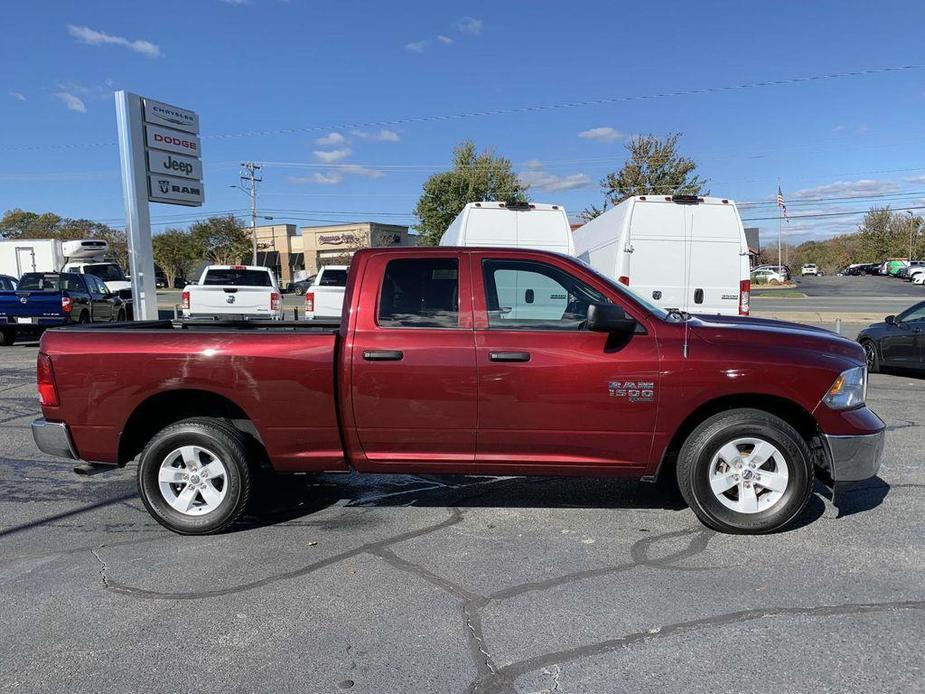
[[182, 265, 282, 320], [304, 265, 348, 321]]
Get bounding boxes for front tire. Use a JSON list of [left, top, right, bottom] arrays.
[[137, 418, 252, 534], [115, 309, 126, 322], [861, 339, 880, 373], [677, 408, 813, 534]]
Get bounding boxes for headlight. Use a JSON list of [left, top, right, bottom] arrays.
[[823, 366, 867, 410]]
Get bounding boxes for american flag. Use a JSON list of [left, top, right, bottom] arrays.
[[777, 186, 790, 222]]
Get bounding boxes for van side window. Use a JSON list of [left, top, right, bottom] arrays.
[[378, 258, 459, 328], [482, 259, 608, 330]]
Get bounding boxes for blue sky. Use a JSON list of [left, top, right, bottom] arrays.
[[2, 0, 924, 246]]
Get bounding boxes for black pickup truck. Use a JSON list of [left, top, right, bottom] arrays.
[[0, 271, 125, 345]]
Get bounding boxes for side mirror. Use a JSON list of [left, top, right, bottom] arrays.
[[885, 315, 896, 325], [587, 303, 637, 334]]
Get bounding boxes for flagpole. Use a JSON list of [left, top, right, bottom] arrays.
[[778, 204, 782, 271]]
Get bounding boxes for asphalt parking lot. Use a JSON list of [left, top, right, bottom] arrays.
[[2, 328, 924, 693]]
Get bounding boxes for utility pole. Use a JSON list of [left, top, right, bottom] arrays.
[[240, 162, 262, 265]]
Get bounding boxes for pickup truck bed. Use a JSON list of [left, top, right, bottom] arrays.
[[32, 247, 885, 536]]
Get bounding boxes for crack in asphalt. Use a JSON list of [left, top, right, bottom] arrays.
[[473, 598, 925, 694], [89, 545, 111, 588]]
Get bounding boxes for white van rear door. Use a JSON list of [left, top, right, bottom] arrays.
[[464, 208, 517, 247], [626, 202, 688, 311], [686, 204, 743, 315], [515, 209, 571, 254]]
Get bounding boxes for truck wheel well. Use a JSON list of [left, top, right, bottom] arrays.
[[655, 394, 819, 484], [118, 389, 260, 465]]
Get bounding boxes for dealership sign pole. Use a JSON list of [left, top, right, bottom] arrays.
[[115, 91, 203, 320]]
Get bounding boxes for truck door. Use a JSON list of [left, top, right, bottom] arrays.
[[472, 252, 659, 469], [349, 253, 478, 466], [16, 247, 36, 276]]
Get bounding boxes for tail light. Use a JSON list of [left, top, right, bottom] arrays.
[[61, 295, 74, 314], [37, 353, 59, 407], [181, 291, 190, 309], [270, 292, 281, 311], [305, 291, 314, 314], [739, 279, 750, 315], [618, 276, 630, 286]]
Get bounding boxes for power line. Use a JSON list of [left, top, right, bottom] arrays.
[[741, 205, 925, 222], [1, 64, 919, 153]]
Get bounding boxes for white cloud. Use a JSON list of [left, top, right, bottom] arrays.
[[54, 92, 87, 113], [578, 126, 622, 143], [220, 0, 250, 4], [67, 25, 161, 58], [906, 175, 925, 185], [437, 35, 453, 44], [519, 168, 592, 192], [289, 172, 344, 185], [792, 179, 899, 199], [351, 129, 400, 142], [340, 164, 385, 179], [9, 91, 26, 102], [457, 17, 483, 35], [405, 40, 428, 53], [523, 159, 544, 170], [313, 148, 351, 163], [315, 132, 346, 146]]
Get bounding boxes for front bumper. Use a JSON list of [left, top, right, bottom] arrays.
[[821, 429, 885, 482], [32, 418, 78, 460]]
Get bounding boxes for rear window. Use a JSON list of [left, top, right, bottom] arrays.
[[203, 269, 273, 287], [378, 258, 459, 328], [318, 269, 348, 287], [18, 273, 84, 292]]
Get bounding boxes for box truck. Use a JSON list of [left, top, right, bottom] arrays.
[[572, 195, 751, 316], [0, 239, 131, 294]]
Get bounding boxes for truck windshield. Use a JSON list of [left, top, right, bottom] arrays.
[[318, 269, 348, 287], [82, 263, 126, 282], [203, 269, 273, 287]]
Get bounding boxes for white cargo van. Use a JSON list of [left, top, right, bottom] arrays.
[[439, 201, 574, 255], [572, 195, 750, 316]]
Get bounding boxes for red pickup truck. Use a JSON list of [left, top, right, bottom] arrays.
[[32, 247, 884, 535]]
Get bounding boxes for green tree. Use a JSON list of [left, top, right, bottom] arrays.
[[153, 228, 199, 288], [0, 209, 63, 239], [190, 215, 250, 265], [582, 133, 707, 220], [414, 141, 529, 246]]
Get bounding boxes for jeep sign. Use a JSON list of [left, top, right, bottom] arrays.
[[148, 174, 205, 206], [147, 150, 202, 180]]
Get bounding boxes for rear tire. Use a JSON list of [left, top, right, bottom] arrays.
[[77, 311, 89, 324], [137, 418, 253, 535], [676, 408, 813, 534], [0, 328, 15, 346]]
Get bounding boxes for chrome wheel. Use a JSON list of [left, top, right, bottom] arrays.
[[158, 445, 228, 516], [708, 437, 790, 514]]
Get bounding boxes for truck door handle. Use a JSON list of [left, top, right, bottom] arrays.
[[489, 351, 531, 362], [363, 350, 404, 361]]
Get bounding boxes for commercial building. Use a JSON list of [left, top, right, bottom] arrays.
[[252, 222, 411, 285]]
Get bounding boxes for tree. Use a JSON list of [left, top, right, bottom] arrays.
[[414, 141, 529, 246], [153, 228, 199, 288], [190, 215, 250, 265], [584, 134, 707, 219], [0, 209, 63, 239]]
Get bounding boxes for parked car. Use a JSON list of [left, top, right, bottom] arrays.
[[573, 195, 751, 316], [858, 300, 925, 372], [906, 266, 925, 282], [304, 265, 348, 321], [32, 247, 883, 536], [751, 268, 785, 284], [289, 275, 315, 295], [0, 271, 124, 346], [182, 265, 281, 320], [886, 260, 909, 276], [897, 261, 925, 280], [754, 264, 793, 281], [801, 264, 819, 276], [913, 273, 925, 286]]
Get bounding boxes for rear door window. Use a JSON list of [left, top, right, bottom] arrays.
[[203, 269, 273, 286], [378, 258, 459, 328], [318, 269, 348, 286]]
